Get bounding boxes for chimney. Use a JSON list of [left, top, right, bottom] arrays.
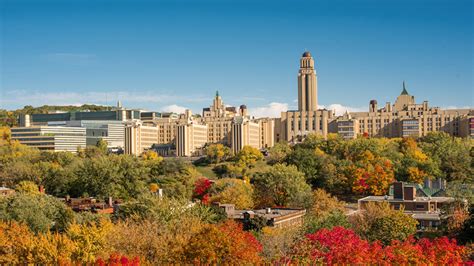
[[393, 182, 404, 200], [108, 197, 113, 207], [266, 208, 272, 214], [158, 188, 163, 199], [38, 185, 45, 194], [403, 186, 415, 201], [423, 178, 431, 189]]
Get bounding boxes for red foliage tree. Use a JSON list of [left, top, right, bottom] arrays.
[[193, 177, 213, 204], [289, 227, 468, 264], [95, 253, 139, 266]]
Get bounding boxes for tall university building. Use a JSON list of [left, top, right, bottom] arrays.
[[12, 52, 474, 155]]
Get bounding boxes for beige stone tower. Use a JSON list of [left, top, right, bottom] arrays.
[[298, 51, 318, 111]]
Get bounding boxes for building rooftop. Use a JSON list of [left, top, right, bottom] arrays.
[[359, 195, 454, 203], [231, 208, 306, 220], [302, 51, 312, 57]]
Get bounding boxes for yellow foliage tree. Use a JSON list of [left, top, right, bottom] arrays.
[[206, 143, 231, 164], [0, 126, 11, 145], [210, 178, 254, 209], [142, 150, 163, 162], [15, 180, 40, 194], [67, 219, 113, 263]]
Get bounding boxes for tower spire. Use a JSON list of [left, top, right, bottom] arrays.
[[401, 81, 409, 95], [216, 90, 219, 97]]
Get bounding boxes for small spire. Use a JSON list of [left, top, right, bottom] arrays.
[[401, 81, 409, 95], [216, 90, 219, 97]]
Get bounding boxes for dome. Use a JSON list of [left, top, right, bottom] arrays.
[[302, 51, 312, 57], [370, 100, 377, 105], [240, 104, 247, 109]]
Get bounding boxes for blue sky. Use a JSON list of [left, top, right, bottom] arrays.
[[1, 0, 472, 117]]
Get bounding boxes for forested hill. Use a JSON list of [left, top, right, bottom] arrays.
[[0, 104, 113, 127]]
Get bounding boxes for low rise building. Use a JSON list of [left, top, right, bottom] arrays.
[[358, 181, 456, 230], [214, 203, 306, 229]]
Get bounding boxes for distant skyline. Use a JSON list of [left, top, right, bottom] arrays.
[[1, 0, 472, 117]]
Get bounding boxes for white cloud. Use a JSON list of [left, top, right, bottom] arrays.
[[319, 104, 366, 116], [249, 102, 288, 118], [160, 104, 188, 114], [1, 90, 209, 108]]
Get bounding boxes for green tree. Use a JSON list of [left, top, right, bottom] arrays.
[[95, 139, 109, 154], [267, 142, 291, 165], [350, 202, 418, 245], [304, 210, 351, 234], [71, 155, 149, 200], [0, 193, 75, 233], [253, 163, 312, 208], [286, 145, 339, 188], [368, 209, 418, 245], [419, 132, 473, 182]]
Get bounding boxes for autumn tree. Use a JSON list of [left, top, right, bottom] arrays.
[[350, 150, 394, 195], [0, 126, 11, 145], [396, 137, 439, 183], [350, 202, 417, 245], [107, 217, 204, 264], [304, 189, 350, 233], [67, 219, 113, 263], [232, 145, 264, 178], [193, 177, 213, 204], [15, 180, 40, 194], [253, 163, 312, 208], [288, 226, 468, 264], [367, 208, 418, 245], [184, 220, 262, 264], [206, 143, 232, 164], [309, 189, 345, 217], [0, 221, 77, 264], [289, 226, 382, 264], [258, 226, 304, 263], [209, 178, 253, 209], [141, 150, 163, 162]]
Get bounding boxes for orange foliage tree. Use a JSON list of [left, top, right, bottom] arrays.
[[351, 151, 395, 195], [184, 220, 262, 264]]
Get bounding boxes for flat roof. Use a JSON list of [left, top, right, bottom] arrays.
[[359, 195, 454, 203], [231, 208, 306, 219]]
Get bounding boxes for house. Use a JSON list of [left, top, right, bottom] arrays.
[[358, 181, 456, 230]]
